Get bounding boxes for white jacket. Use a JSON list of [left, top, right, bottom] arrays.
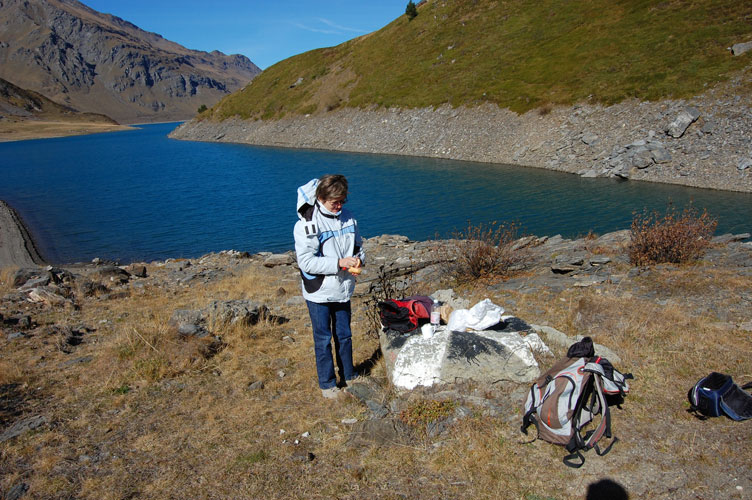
[[293, 180, 364, 303]]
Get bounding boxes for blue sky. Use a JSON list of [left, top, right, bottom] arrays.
[[82, 1, 410, 69]]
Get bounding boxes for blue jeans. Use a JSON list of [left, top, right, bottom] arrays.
[[306, 300, 354, 389]]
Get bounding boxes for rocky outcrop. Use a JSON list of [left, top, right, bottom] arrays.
[[0, 0, 261, 123], [171, 72, 752, 193]]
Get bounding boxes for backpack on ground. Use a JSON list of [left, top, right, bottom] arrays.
[[688, 372, 752, 421], [521, 337, 633, 468]]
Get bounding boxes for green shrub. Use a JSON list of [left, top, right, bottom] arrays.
[[628, 205, 717, 266], [197, 104, 208, 114], [399, 399, 457, 437], [445, 221, 528, 283], [405, 1, 418, 20]]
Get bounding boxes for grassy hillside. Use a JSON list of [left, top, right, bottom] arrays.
[[208, 0, 752, 121]]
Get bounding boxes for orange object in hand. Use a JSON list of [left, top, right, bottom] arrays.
[[347, 258, 362, 275]]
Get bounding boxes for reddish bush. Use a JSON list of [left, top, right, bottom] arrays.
[[628, 205, 717, 266], [446, 221, 528, 282]]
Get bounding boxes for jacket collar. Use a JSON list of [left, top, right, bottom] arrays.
[[316, 201, 340, 219]]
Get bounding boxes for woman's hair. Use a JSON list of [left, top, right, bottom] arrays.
[[316, 174, 348, 201]]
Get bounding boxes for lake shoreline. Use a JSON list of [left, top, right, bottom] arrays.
[[0, 200, 47, 268], [171, 76, 752, 194], [0, 120, 134, 142]]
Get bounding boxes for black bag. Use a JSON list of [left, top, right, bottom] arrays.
[[688, 372, 752, 421], [378, 300, 416, 333]]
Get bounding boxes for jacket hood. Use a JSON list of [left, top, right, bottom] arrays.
[[296, 178, 319, 221]]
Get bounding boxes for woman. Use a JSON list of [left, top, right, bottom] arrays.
[[294, 174, 364, 399]]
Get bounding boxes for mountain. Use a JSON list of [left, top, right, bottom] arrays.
[[205, 0, 751, 121], [0, 0, 261, 123], [0, 76, 115, 122], [0, 76, 132, 141]]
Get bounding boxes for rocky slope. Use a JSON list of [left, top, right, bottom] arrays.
[[0, 76, 114, 122], [0, 0, 261, 123], [171, 71, 752, 193]]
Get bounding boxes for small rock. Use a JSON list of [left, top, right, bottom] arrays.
[[0, 415, 48, 443], [127, 265, 147, 278], [631, 150, 654, 169], [177, 323, 208, 337], [731, 41, 752, 56], [27, 286, 71, 307], [19, 276, 50, 290], [291, 450, 315, 462], [581, 132, 600, 145], [5, 483, 29, 500], [247, 380, 265, 391], [650, 147, 672, 164], [551, 263, 578, 274], [263, 253, 295, 267], [738, 158, 752, 171], [666, 107, 700, 138], [366, 400, 389, 419], [589, 256, 612, 265]]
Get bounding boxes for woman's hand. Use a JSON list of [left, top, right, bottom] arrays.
[[339, 257, 360, 269]]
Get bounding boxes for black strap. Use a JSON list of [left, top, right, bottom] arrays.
[[565, 375, 594, 453], [563, 450, 586, 468], [521, 386, 537, 434], [594, 436, 619, 457], [742, 381, 752, 391]]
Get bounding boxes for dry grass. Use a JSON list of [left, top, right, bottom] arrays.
[[0, 267, 17, 295], [2, 254, 752, 499]]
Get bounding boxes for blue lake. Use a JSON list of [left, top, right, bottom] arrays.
[[1, 122, 750, 265]]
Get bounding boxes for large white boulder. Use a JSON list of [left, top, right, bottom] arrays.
[[380, 317, 551, 391]]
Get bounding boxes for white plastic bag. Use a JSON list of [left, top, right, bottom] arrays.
[[447, 298, 505, 332]]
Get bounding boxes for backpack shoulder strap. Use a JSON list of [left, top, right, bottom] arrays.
[[563, 374, 615, 468]]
